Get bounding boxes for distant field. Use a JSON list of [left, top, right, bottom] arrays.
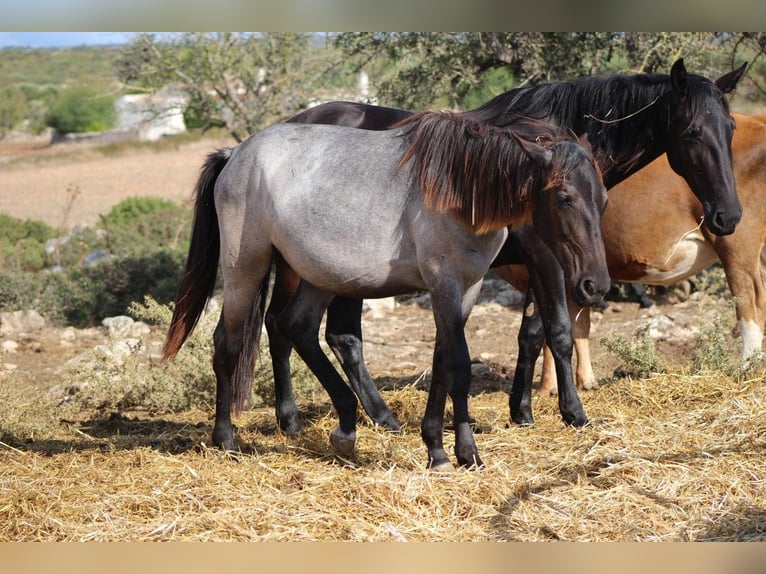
[[0, 45, 120, 89], [0, 134, 235, 229]]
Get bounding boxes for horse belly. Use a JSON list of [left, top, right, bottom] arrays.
[[632, 236, 717, 286]]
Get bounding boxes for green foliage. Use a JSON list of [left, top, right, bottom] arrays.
[[65, 296, 319, 414], [334, 32, 764, 111], [45, 84, 116, 134], [691, 311, 740, 376], [99, 196, 190, 256], [0, 197, 192, 326], [116, 33, 336, 141], [0, 46, 120, 90], [0, 214, 57, 272], [601, 325, 666, 379], [0, 85, 29, 136]]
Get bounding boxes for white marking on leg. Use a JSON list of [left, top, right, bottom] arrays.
[[739, 319, 763, 360]]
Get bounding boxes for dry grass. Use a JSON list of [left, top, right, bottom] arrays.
[[1, 366, 765, 541]]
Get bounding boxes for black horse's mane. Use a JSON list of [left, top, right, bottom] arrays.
[[462, 71, 728, 186]]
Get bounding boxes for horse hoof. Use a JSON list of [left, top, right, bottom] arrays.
[[212, 431, 236, 452], [376, 415, 402, 434], [563, 413, 589, 427], [581, 380, 599, 391], [278, 420, 301, 440], [429, 461, 456, 473], [511, 413, 535, 426], [330, 427, 356, 457], [457, 454, 484, 469]]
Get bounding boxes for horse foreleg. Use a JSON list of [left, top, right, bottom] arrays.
[[423, 281, 482, 469], [539, 344, 557, 396], [721, 245, 766, 361], [325, 296, 401, 432], [278, 282, 359, 457], [509, 289, 545, 425], [571, 304, 598, 390]]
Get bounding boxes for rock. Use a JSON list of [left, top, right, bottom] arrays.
[[93, 339, 141, 365], [363, 297, 397, 318], [0, 310, 45, 336], [102, 316, 151, 339], [1, 340, 19, 353]]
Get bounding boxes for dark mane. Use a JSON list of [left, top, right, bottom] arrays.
[[462, 71, 729, 186], [395, 111, 577, 234]]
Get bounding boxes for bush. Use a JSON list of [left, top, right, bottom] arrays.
[[0, 214, 57, 272], [45, 85, 116, 134], [601, 324, 666, 379], [0, 198, 193, 326], [99, 197, 191, 256], [0, 85, 29, 137]]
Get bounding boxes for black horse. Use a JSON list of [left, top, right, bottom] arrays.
[[267, 59, 745, 436]]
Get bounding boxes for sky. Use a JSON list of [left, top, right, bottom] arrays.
[[0, 32, 133, 49]]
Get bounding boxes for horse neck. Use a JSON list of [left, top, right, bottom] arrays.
[[560, 79, 674, 189], [472, 75, 674, 190]]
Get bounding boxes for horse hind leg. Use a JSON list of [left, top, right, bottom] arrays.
[[277, 281, 359, 457], [266, 254, 302, 438], [325, 296, 401, 432], [211, 242, 273, 451]]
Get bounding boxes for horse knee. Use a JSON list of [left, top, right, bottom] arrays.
[[325, 332, 363, 366]]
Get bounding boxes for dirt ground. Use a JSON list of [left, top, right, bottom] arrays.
[[0, 135, 729, 401]]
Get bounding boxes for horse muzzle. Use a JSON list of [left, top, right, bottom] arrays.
[[705, 203, 742, 237], [573, 275, 610, 308]]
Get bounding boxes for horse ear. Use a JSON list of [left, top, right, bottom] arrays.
[[715, 62, 747, 94], [577, 132, 593, 154], [670, 58, 689, 98], [515, 136, 553, 167]]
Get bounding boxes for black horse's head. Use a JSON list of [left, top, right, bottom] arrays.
[[664, 59, 746, 236]]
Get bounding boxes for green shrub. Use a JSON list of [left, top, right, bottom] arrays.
[[0, 198, 193, 327], [99, 197, 191, 256], [0, 85, 29, 136], [601, 324, 666, 379], [68, 297, 319, 414], [0, 214, 57, 272], [45, 85, 116, 134]]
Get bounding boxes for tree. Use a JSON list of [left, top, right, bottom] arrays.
[[45, 85, 116, 134], [116, 33, 332, 142], [0, 85, 29, 139], [333, 33, 760, 111]]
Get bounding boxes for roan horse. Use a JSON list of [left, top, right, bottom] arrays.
[[267, 59, 746, 434], [534, 113, 766, 394], [163, 111, 611, 469]]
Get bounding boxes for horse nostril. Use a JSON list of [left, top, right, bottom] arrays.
[[582, 279, 595, 297]]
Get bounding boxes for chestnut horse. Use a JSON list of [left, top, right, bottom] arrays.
[[534, 113, 766, 394], [163, 112, 610, 469], [267, 59, 746, 435]]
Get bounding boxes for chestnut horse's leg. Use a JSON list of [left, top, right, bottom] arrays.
[[539, 298, 598, 395], [325, 297, 401, 431]]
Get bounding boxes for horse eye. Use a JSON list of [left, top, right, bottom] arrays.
[[685, 128, 702, 143], [557, 194, 573, 208]]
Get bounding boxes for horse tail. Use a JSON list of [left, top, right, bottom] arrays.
[[232, 271, 271, 413], [163, 147, 232, 360]]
